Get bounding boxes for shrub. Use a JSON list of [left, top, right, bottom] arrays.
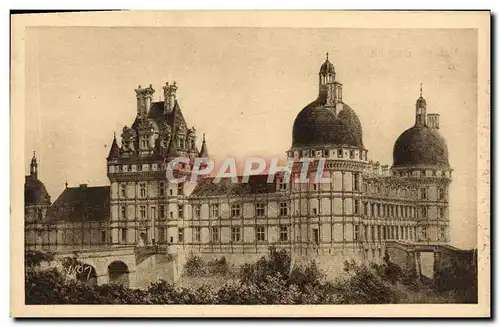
[[183, 253, 206, 276]]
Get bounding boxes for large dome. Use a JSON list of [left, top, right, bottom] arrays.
[[393, 126, 449, 167], [25, 175, 51, 205], [292, 98, 363, 148]]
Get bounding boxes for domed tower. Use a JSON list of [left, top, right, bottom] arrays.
[[391, 85, 452, 244], [286, 54, 368, 258], [24, 151, 51, 249]]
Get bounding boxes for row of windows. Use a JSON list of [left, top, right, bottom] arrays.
[[120, 204, 185, 220], [290, 149, 368, 161], [364, 202, 416, 219], [363, 185, 446, 201], [119, 225, 447, 244], [192, 202, 289, 219], [393, 169, 451, 178], [118, 182, 184, 198], [277, 173, 361, 192]]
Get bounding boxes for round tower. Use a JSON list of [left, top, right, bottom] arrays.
[[286, 54, 368, 260], [391, 86, 452, 243]]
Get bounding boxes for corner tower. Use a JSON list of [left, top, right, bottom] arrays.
[[286, 55, 369, 259], [391, 86, 452, 244]]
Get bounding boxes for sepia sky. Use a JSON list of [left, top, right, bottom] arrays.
[[25, 27, 478, 249]]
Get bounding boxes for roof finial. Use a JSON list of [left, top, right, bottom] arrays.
[[420, 82, 423, 97], [203, 133, 206, 142], [65, 173, 68, 188], [326, 52, 329, 61], [113, 131, 116, 140], [33, 150, 36, 158]]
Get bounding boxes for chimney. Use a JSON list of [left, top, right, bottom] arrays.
[[381, 165, 389, 176], [427, 113, 440, 129], [135, 85, 146, 117], [163, 81, 178, 114]]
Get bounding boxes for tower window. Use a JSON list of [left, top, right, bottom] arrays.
[[159, 182, 165, 196], [210, 204, 220, 218], [140, 183, 147, 197], [354, 199, 359, 215], [256, 226, 266, 241], [121, 228, 127, 242], [120, 184, 127, 198], [354, 225, 360, 241], [178, 205, 184, 219], [420, 187, 428, 200], [140, 206, 146, 219], [255, 202, 266, 217], [178, 228, 184, 243], [159, 205, 165, 219], [121, 206, 127, 219], [177, 182, 184, 195], [194, 227, 201, 242], [279, 225, 289, 242], [231, 203, 241, 218], [279, 202, 289, 216], [231, 227, 241, 242], [194, 204, 201, 218], [438, 187, 445, 200], [211, 227, 219, 242]]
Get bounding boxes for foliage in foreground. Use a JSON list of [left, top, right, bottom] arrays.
[[25, 247, 477, 304]]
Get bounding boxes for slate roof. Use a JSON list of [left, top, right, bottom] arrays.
[[190, 174, 277, 197], [46, 185, 110, 222]]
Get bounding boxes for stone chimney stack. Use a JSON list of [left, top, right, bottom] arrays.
[[163, 81, 178, 114], [427, 113, 440, 129], [135, 84, 155, 117], [381, 165, 389, 176]]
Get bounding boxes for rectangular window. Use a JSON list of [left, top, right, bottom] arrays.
[[421, 206, 428, 218], [420, 187, 428, 200], [140, 183, 147, 198], [101, 231, 106, 243], [170, 211, 174, 219], [231, 203, 241, 218], [278, 179, 288, 191], [140, 206, 146, 219], [364, 224, 368, 241], [256, 226, 266, 241], [354, 225, 360, 241], [438, 187, 445, 200], [159, 228, 165, 242], [211, 227, 219, 242], [210, 204, 219, 218], [354, 199, 359, 214], [120, 184, 127, 198], [312, 207, 318, 215], [178, 228, 184, 243], [159, 182, 165, 196], [194, 227, 201, 242], [255, 202, 266, 217], [439, 207, 445, 219], [279, 225, 289, 242], [231, 227, 241, 242], [371, 225, 375, 241], [159, 205, 165, 219], [350, 150, 354, 159], [178, 205, 184, 219], [121, 228, 127, 242], [151, 206, 156, 220], [439, 227, 446, 241], [353, 173, 360, 191], [313, 228, 319, 244], [377, 226, 381, 241], [279, 202, 289, 216], [194, 204, 201, 218], [364, 202, 368, 216], [121, 206, 127, 219]]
